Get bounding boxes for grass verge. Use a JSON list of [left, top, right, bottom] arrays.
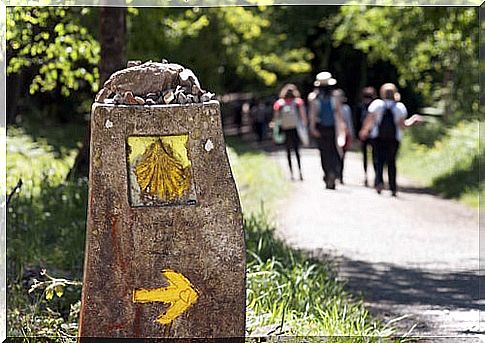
[[398, 120, 481, 208], [7, 128, 399, 340]]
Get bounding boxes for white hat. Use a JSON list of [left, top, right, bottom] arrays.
[[314, 71, 337, 87]]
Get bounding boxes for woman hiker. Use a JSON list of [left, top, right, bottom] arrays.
[[359, 83, 423, 196], [273, 83, 308, 181]]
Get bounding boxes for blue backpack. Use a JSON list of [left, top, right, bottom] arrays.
[[318, 95, 335, 127]]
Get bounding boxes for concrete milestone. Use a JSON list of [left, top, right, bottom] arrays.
[[79, 62, 246, 339]]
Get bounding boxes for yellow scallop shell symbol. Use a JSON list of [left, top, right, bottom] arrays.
[[134, 138, 191, 202]]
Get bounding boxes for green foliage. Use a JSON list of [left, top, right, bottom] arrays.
[[7, 127, 86, 339], [7, 126, 87, 275], [8, 281, 81, 339], [398, 120, 481, 207], [128, 7, 314, 92], [7, 7, 100, 96], [7, 177, 88, 277], [7, 126, 79, 191], [334, 6, 479, 121]]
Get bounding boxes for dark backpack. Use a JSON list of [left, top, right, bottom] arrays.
[[378, 104, 397, 139], [318, 95, 335, 127]]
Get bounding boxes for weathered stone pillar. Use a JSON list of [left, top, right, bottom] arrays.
[[79, 62, 246, 340]]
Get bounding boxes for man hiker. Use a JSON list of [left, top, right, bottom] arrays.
[[308, 72, 347, 190]]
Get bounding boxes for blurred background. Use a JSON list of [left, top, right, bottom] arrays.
[[6, 5, 481, 339]]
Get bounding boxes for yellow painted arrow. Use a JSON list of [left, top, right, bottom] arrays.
[[132, 269, 199, 325]]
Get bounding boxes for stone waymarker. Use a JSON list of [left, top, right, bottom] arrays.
[[79, 61, 246, 340]]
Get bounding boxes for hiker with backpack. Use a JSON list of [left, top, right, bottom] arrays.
[[273, 83, 308, 181], [308, 72, 347, 190], [359, 83, 422, 196]]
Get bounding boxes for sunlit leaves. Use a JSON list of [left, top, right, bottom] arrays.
[[163, 10, 210, 41], [7, 7, 100, 96], [333, 6, 478, 120], [128, 7, 313, 90]]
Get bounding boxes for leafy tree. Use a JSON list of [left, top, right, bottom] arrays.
[[128, 6, 316, 93], [333, 6, 479, 121], [6, 7, 100, 124], [7, 7, 100, 96]]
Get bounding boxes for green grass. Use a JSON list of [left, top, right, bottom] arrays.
[[7, 128, 400, 340], [226, 137, 290, 214], [7, 126, 87, 338], [398, 120, 481, 207], [227, 137, 398, 338], [244, 213, 396, 338]]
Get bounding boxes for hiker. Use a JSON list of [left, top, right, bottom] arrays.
[[250, 98, 269, 143], [355, 87, 378, 187], [308, 72, 347, 189], [273, 84, 307, 181], [359, 83, 422, 196], [233, 101, 244, 136], [333, 89, 354, 184]]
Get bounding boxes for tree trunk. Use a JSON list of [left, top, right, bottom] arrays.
[[68, 6, 127, 179], [99, 6, 127, 85], [6, 73, 20, 124]]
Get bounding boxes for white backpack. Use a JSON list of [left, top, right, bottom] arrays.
[[280, 101, 299, 129]]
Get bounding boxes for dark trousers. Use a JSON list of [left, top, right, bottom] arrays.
[[375, 138, 400, 192], [317, 125, 340, 184], [362, 138, 378, 178], [362, 138, 370, 174], [339, 150, 346, 182], [254, 122, 266, 142], [283, 128, 301, 173]]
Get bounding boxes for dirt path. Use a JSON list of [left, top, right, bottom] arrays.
[[272, 148, 482, 340]]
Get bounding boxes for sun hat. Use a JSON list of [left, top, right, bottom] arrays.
[[314, 71, 337, 87]]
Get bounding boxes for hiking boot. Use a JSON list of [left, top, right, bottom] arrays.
[[376, 183, 384, 194], [326, 175, 336, 190]]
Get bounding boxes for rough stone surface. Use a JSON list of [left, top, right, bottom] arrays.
[[95, 61, 216, 106], [79, 101, 245, 339]]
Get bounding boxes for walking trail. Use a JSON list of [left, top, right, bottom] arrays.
[[271, 148, 482, 340]]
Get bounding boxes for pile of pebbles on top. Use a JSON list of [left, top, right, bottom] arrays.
[[96, 60, 216, 106]]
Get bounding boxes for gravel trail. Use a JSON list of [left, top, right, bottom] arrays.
[[272, 148, 482, 340]]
